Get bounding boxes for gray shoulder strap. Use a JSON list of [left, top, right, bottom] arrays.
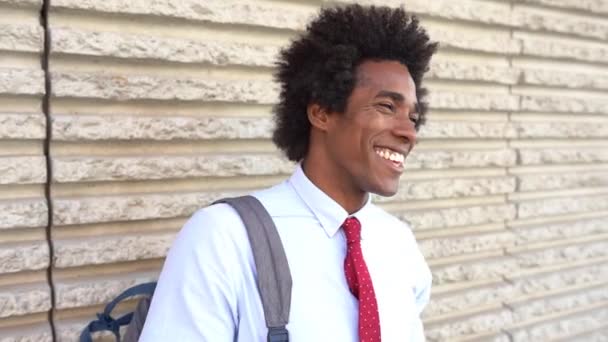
[[214, 196, 292, 339]]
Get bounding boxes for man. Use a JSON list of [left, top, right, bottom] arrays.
[[140, 4, 437, 341]]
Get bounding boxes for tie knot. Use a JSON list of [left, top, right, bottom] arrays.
[[342, 216, 361, 244]]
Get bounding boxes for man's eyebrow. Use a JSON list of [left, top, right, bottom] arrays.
[[375, 90, 405, 102]]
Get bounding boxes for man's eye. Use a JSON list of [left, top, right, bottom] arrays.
[[378, 103, 394, 111], [409, 115, 420, 124]]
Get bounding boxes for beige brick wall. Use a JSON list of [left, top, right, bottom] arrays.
[[0, 0, 607, 341]]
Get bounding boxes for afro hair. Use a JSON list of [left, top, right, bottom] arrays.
[[272, 4, 438, 162]]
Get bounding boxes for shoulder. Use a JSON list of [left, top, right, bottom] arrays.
[[367, 203, 413, 235]]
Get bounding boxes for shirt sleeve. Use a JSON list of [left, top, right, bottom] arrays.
[[139, 205, 246, 341]]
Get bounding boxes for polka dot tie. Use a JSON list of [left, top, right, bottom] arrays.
[[342, 216, 381, 342]]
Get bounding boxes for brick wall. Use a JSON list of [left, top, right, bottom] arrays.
[[0, 0, 607, 341]]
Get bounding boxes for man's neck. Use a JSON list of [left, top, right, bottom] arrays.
[[301, 158, 368, 215]]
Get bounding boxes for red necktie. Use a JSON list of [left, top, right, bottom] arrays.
[[342, 216, 381, 342]]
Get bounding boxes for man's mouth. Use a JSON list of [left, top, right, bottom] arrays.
[[374, 147, 405, 168]]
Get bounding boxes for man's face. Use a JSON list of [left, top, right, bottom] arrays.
[[325, 60, 419, 197]]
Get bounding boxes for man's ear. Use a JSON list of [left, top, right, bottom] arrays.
[[307, 103, 332, 131]]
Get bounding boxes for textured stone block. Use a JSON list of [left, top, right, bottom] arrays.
[[514, 6, 608, 40], [0, 114, 45, 140], [54, 272, 158, 309], [419, 230, 516, 259], [406, 149, 517, 169], [520, 95, 608, 114], [51, 72, 278, 103], [0, 24, 42, 53], [52, 154, 293, 182], [52, 115, 273, 141], [0, 156, 46, 185], [0, 242, 49, 273], [510, 287, 608, 320], [520, 67, 608, 90], [376, 176, 516, 202], [425, 280, 516, 318], [432, 255, 519, 285], [519, 148, 608, 165], [396, 204, 517, 231], [516, 32, 608, 63], [51, 28, 280, 67], [509, 307, 608, 342], [419, 121, 517, 139], [514, 0, 608, 14], [429, 59, 519, 85], [514, 122, 608, 139], [517, 195, 608, 219], [517, 171, 608, 191], [339, 0, 513, 27], [508, 262, 608, 294], [429, 91, 520, 111], [0, 69, 45, 96], [0, 0, 41, 6], [0, 199, 47, 230], [53, 0, 312, 30], [512, 241, 608, 269], [0, 329, 52, 342], [0, 283, 51, 318], [426, 24, 521, 54], [511, 218, 608, 245], [53, 191, 241, 225], [54, 232, 176, 267], [425, 308, 514, 341]]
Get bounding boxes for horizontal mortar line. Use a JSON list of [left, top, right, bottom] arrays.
[[512, 84, 608, 98], [510, 139, 608, 148], [516, 81, 608, 94], [53, 258, 162, 280], [449, 330, 508, 342], [415, 222, 506, 240], [509, 163, 608, 175], [50, 53, 275, 79], [415, 12, 513, 31], [506, 279, 608, 306], [51, 174, 287, 197], [430, 277, 505, 297], [0, 5, 42, 23], [0, 269, 48, 288], [51, 99, 274, 117], [506, 255, 608, 280], [52, 217, 186, 239], [503, 299, 608, 332], [0, 184, 45, 200], [0, 227, 47, 244], [518, 52, 608, 68], [511, 112, 608, 122], [427, 79, 512, 92], [50, 6, 300, 40], [423, 302, 505, 326], [439, 46, 521, 60], [381, 194, 507, 212], [514, 23, 608, 45], [427, 76, 517, 87], [506, 232, 608, 254], [424, 110, 511, 121], [508, 186, 608, 202], [514, 26, 608, 47], [512, 56, 608, 73], [0, 312, 50, 331], [51, 139, 278, 156], [507, 210, 608, 229], [53, 297, 140, 321], [0, 51, 44, 68], [427, 249, 505, 267]]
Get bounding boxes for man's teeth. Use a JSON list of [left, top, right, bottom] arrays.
[[375, 148, 404, 163]]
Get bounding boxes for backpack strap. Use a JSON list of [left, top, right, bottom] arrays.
[[79, 282, 156, 342], [214, 196, 292, 342]]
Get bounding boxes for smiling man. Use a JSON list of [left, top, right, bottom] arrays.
[[141, 4, 437, 342]]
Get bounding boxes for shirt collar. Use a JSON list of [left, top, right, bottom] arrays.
[[288, 163, 373, 238]]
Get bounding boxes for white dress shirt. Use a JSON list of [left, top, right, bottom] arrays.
[[140, 164, 432, 341]]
